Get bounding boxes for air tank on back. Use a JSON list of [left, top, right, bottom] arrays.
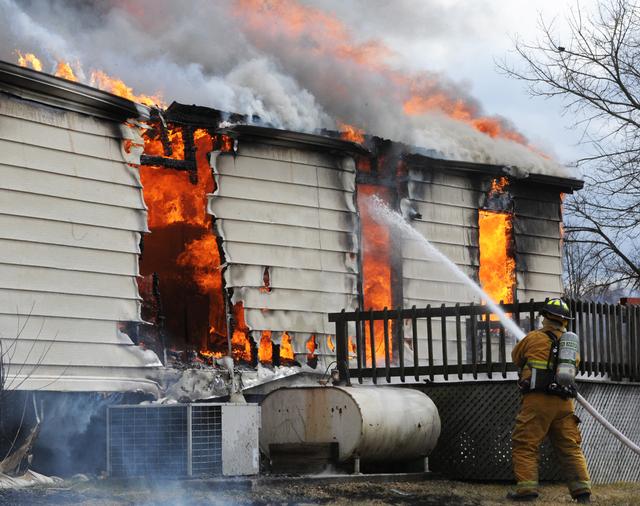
[[556, 331, 580, 386], [260, 386, 441, 463]]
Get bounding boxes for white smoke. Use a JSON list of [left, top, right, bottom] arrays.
[[0, 0, 567, 175]]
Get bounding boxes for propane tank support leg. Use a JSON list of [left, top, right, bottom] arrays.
[[423, 457, 430, 472], [353, 456, 361, 475]]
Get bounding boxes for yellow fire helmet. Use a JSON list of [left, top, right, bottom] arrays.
[[542, 298, 574, 320]]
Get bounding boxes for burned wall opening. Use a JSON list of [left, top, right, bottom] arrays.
[[136, 109, 301, 368], [137, 119, 249, 363]]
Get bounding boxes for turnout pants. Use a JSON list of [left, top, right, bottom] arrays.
[[512, 392, 591, 497]]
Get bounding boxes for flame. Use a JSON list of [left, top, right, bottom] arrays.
[[279, 332, 295, 362], [54, 62, 78, 82], [478, 179, 516, 305], [258, 331, 273, 363], [141, 127, 208, 228], [324, 335, 356, 357], [140, 123, 253, 361], [306, 335, 317, 360], [402, 94, 527, 144], [16, 51, 42, 71], [200, 349, 223, 360], [259, 266, 272, 293], [490, 176, 509, 194], [338, 121, 365, 144], [140, 128, 229, 353], [90, 70, 164, 107], [231, 302, 253, 362], [176, 235, 221, 293], [15, 51, 164, 107], [348, 337, 357, 356], [358, 185, 393, 364]]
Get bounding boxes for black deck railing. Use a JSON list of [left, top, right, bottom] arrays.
[[328, 300, 640, 385]]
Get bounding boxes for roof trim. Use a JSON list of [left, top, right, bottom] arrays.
[[0, 60, 148, 121], [220, 124, 370, 156], [403, 153, 584, 192]]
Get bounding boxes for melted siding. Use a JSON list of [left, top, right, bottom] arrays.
[[512, 186, 563, 301], [208, 142, 359, 361], [0, 94, 160, 395], [401, 168, 481, 364]]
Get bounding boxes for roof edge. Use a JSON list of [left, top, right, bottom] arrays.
[[404, 153, 584, 193], [0, 60, 148, 122], [220, 124, 370, 156]]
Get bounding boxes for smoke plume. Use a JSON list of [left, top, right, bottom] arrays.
[[0, 0, 566, 175]]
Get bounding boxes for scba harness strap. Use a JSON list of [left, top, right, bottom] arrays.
[[524, 331, 577, 399]]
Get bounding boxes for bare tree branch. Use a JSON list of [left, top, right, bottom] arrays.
[[502, 0, 640, 296]]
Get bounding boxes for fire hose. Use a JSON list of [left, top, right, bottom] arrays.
[[373, 200, 640, 458], [575, 393, 640, 456], [512, 330, 640, 456]]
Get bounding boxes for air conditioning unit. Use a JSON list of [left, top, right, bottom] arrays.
[[107, 403, 260, 477]]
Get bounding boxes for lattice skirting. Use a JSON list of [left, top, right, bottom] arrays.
[[411, 380, 640, 483]]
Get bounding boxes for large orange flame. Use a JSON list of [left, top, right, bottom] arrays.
[[358, 184, 393, 364], [139, 126, 244, 358], [478, 179, 516, 305]]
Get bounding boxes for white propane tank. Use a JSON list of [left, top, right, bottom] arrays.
[[556, 331, 580, 386], [260, 386, 441, 462]]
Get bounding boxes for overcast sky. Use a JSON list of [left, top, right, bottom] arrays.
[[0, 0, 599, 173]]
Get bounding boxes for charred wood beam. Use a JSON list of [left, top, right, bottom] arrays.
[[139, 123, 198, 184], [182, 125, 197, 184]]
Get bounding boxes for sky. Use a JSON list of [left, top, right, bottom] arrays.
[[0, 0, 599, 175]]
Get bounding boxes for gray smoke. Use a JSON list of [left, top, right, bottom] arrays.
[[0, 0, 566, 175]]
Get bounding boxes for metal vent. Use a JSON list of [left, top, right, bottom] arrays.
[[107, 403, 258, 478], [191, 404, 222, 475]]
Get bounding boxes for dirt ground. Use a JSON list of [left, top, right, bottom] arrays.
[[0, 476, 639, 506]]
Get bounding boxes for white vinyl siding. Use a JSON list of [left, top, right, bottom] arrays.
[[208, 142, 359, 362], [0, 93, 160, 395]]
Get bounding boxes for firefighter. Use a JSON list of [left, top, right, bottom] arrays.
[[508, 298, 591, 503]]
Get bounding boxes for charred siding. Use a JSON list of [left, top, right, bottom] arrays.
[[0, 93, 160, 394], [402, 167, 482, 363], [512, 183, 563, 301]]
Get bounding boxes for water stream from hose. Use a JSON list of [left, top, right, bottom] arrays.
[[368, 195, 525, 340], [367, 195, 640, 456]]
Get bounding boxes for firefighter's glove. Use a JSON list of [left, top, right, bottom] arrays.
[[517, 379, 531, 393]]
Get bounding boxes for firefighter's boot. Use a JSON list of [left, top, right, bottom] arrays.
[[506, 490, 539, 502]]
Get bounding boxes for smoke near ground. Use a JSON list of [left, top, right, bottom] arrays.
[[0, 0, 566, 175]]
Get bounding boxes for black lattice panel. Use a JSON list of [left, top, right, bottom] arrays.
[[417, 380, 640, 483], [191, 405, 222, 475], [575, 382, 640, 483]]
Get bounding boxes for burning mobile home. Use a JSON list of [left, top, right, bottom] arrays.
[[0, 59, 584, 395], [0, 58, 589, 478]]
